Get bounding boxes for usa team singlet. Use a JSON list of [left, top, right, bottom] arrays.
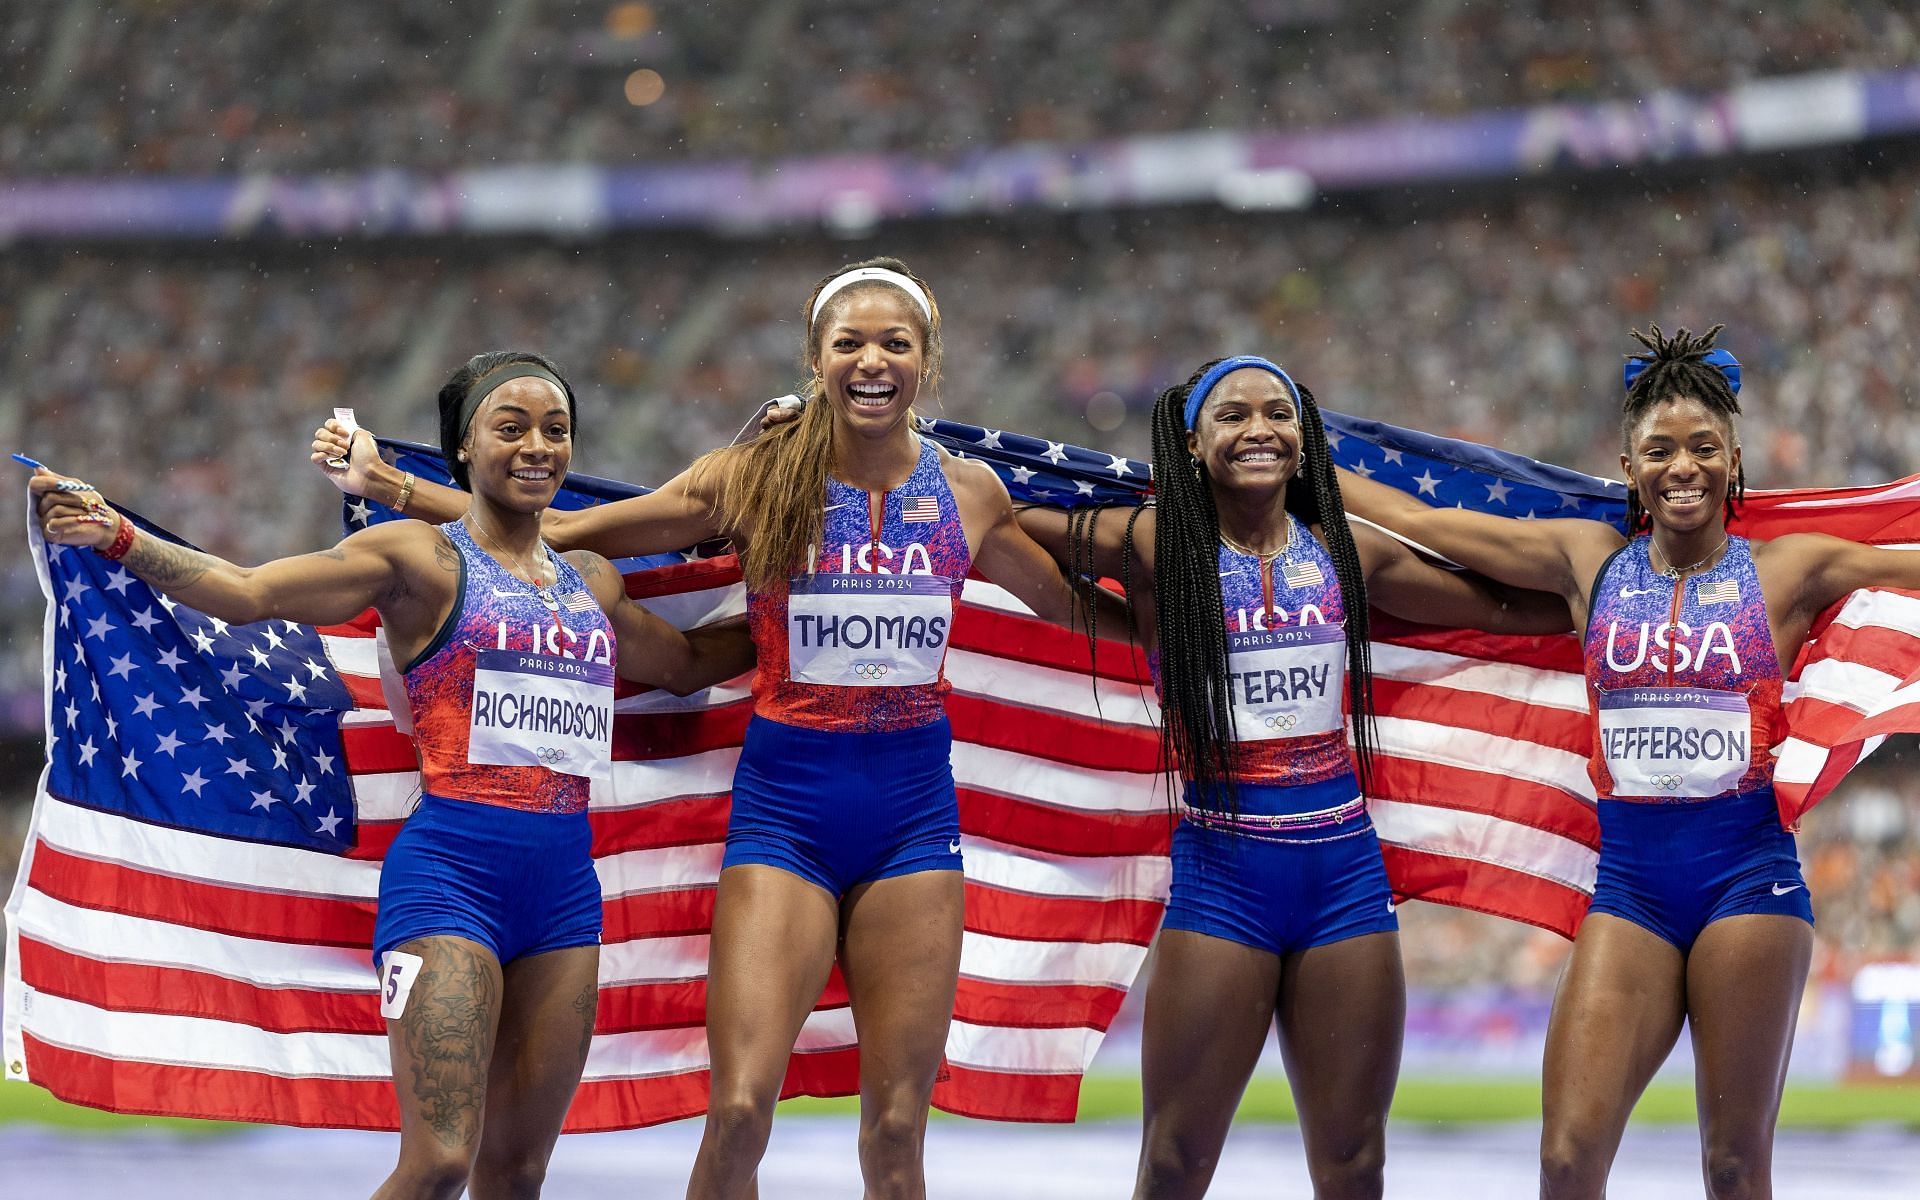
[[725, 439, 971, 895], [1159, 513, 1398, 957], [1580, 536, 1811, 948], [372, 519, 613, 970]]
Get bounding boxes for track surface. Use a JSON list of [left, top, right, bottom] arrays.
[[6, 1119, 1919, 1197]]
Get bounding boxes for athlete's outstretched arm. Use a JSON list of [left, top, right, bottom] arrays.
[[568, 551, 755, 694], [956, 461, 1126, 634], [34, 467, 410, 627], [1767, 534, 1920, 624], [1015, 502, 1155, 583], [1355, 523, 1572, 634], [1336, 465, 1622, 603], [311, 418, 730, 559]]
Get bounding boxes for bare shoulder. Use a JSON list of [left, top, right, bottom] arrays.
[[937, 446, 1012, 505], [561, 548, 624, 603], [1752, 531, 1847, 566]]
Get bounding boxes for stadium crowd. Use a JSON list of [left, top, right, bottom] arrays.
[[4, 0, 1917, 174]]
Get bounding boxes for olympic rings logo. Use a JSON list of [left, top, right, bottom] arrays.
[[853, 662, 891, 680], [1262, 713, 1301, 732], [1646, 773, 1686, 792], [534, 746, 566, 766]]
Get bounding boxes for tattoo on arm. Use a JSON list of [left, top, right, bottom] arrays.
[[121, 535, 216, 591], [433, 534, 460, 575]]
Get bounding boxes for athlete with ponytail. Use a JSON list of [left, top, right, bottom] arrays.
[[1018, 356, 1569, 1199], [312, 259, 1095, 1200], [1337, 325, 1920, 1199]]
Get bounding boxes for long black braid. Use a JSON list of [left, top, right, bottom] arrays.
[[1148, 359, 1378, 808], [1621, 323, 1745, 535]]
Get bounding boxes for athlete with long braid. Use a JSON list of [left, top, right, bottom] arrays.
[[1337, 325, 1920, 1199], [311, 258, 1099, 1200], [1018, 356, 1569, 1200]]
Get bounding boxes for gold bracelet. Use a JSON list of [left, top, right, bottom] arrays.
[[393, 471, 416, 514]]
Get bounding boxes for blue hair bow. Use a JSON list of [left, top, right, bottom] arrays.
[[1623, 346, 1742, 395], [1181, 355, 1301, 430]]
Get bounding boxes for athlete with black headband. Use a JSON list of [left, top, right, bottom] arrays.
[[310, 260, 1101, 1200], [1337, 325, 1920, 1199], [1014, 356, 1570, 1199], [36, 350, 753, 1200]]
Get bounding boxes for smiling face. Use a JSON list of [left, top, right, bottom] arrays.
[[1185, 368, 1303, 495], [810, 288, 928, 438], [462, 376, 572, 512], [1621, 395, 1739, 535]]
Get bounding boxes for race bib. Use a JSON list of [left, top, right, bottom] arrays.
[[788, 573, 954, 687], [1597, 687, 1751, 798], [468, 649, 613, 779], [1226, 623, 1347, 741]]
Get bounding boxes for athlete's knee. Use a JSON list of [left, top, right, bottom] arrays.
[[857, 1101, 928, 1178], [1306, 1129, 1385, 1199], [703, 1089, 777, 1158], [1135, 1123, 1222, 1194], [389, 1145, 475, 1200], [469, 1148, 550, 1200], [1702, 1145, 1763, 1200], [1539, 1130, 1607, 1199]]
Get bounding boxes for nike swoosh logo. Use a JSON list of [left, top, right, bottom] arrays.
[[1771, 883, 1803, 896], [1619, 586, 1661, 599], [491, 588, 534, 598], [948, 840, 961, 855], [1219, 570, 1240, 578], [1386, 899, 1397, 914], [823, 503, 853, 513]]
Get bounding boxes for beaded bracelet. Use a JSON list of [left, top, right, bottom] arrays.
[[99, 514, 137, 561]]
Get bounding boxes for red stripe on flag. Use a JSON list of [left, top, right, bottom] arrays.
[[954, 977, 1128, 1030], [932, 1062, 1084, 1123], [1382, 844, 1591, 936], [961, 882, 1162, 947], [958, 787, 1173, 858], [18, 939, 382, 1035], [28, 842, 376, 947], [21, 1034, 401, 1130]]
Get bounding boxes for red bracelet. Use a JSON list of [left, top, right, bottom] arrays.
[[98, 515, 137, 561]]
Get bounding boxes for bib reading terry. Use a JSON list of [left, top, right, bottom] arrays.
[[1227, 623, 1346, 741]]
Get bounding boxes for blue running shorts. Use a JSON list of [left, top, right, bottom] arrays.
[[722, 714, 962, 897], [1587, 786, 1813, 951], [1161, 771, 1398, 957], [372, 793, 602, 966]]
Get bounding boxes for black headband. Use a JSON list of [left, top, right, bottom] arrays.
[[458, 364, 568, 441]]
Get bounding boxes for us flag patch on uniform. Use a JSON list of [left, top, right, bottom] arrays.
[[1282, 560, 1325, 589], [902, 496, 939, 523], [558, 590, 599, 613], [1696, 579, 1740, 606]]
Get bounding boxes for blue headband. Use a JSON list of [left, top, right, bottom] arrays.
[[1181, 355, 1301, 430], [1623, 346, 1741, 396]]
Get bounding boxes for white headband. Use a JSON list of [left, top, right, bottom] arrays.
[[809, 267, 933, 327]]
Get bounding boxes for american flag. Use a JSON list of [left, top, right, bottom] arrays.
[[1697, 579, 1741, 606], [7, 414, 1920, 1129], [901, 496, 940, 523], [1281, 559, 1326, 591]]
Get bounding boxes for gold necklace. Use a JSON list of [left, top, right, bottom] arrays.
[[1650, 534, 1728, 578], [468, 516, 558, 609], [1218, 513, 1296, 562]]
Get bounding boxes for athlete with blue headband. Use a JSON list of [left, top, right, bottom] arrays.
[[1017, 355, 1570, 1198], [1336, 323, 1920, 1199]]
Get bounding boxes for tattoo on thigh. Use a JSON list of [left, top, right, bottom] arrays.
[[572, 980, 598, 1061], [399, 943, 500, 1147]]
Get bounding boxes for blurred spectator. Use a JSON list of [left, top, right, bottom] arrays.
[[3, 0, 1917, 175]]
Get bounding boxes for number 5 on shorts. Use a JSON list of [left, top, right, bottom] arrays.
[[378, 950, 425, 1019]]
